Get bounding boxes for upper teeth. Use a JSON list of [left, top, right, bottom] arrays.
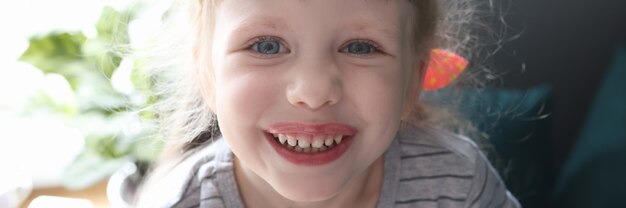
[[274, 133, 344, 148]]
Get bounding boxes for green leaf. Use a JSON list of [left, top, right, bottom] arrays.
[[73, 71, 128, 114], [19, 32, 87, 76], [85, 6, 132, 78], [95, 6, 131, 42], [130, 60, 153, 96], [81, 37, 121, 79], [22, 4, 165, 191], [76, 113, 138, 159]]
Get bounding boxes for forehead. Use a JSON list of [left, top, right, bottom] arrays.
[[215, 0, 415, 38]]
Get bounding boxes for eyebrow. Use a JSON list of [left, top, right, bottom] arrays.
[[345, 19, 400, 41], [230, 15, 291, 35], [229, 15, 400, 43]]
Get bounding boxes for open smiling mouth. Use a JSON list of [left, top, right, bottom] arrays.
[[264, 123, 356, 166], [264, 132, 354, 166]]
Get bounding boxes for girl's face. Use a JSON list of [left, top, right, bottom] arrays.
[[209, 0, 420, 203]]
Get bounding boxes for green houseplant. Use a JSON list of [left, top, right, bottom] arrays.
[[18, 4, 163, 203]]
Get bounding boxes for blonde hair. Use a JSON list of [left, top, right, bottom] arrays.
[[134, 0, 496, 205]]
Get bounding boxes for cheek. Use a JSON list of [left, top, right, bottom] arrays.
[[213, 54, 281, 117], [213, 69, 279, 167], [343, 71, 404, 169], [345, 69, 406, 121], [214, 74, 276, 123], [342, 67, 406, 161]]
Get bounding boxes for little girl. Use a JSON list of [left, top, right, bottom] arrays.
[[135, 0, 521, 207]]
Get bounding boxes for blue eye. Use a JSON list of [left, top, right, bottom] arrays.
[[251, 38, 284, 55], [347, 42, 373, 54], [340, 40, 380, 55]]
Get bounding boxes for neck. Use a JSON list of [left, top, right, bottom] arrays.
[[234, 156, 384, 208]]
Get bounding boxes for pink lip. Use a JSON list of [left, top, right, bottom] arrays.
[[268, 123, 355, 137], [265, 122, 356, 166]]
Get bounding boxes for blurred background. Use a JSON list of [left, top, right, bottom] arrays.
[[491, 0, 626, 207], [0, 0, 625, 207], [493, 0, 626, 167], [0, 1, 165, 207]]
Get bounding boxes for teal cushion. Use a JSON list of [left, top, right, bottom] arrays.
[[459, 86, 555, 208], [553, 45, 626, 207]]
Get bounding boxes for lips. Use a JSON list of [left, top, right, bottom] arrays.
[[265, 123, 356, 166]]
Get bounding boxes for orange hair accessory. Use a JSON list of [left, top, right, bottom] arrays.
[[423, 49, 469, 91]]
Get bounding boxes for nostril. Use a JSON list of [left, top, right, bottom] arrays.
[[285, 67, 342, 110], [286, 86, 340, 110]]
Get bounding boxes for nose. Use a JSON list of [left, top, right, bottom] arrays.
[[286, 58, 341, 110]]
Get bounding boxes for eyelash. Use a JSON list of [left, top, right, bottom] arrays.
[[245, 36, 289, 57], [340, 39, 384, 56], [244, 36, 384, 57]]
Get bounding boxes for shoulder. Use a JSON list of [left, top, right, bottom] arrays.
[[393, 126, 520, 208], [395, 125, 480, 185], [136, 139, 232, 208]]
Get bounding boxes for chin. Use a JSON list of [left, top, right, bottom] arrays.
[[268, 172, 350, 202]]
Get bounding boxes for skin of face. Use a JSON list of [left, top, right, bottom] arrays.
[[207, 0, 423, 206]]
